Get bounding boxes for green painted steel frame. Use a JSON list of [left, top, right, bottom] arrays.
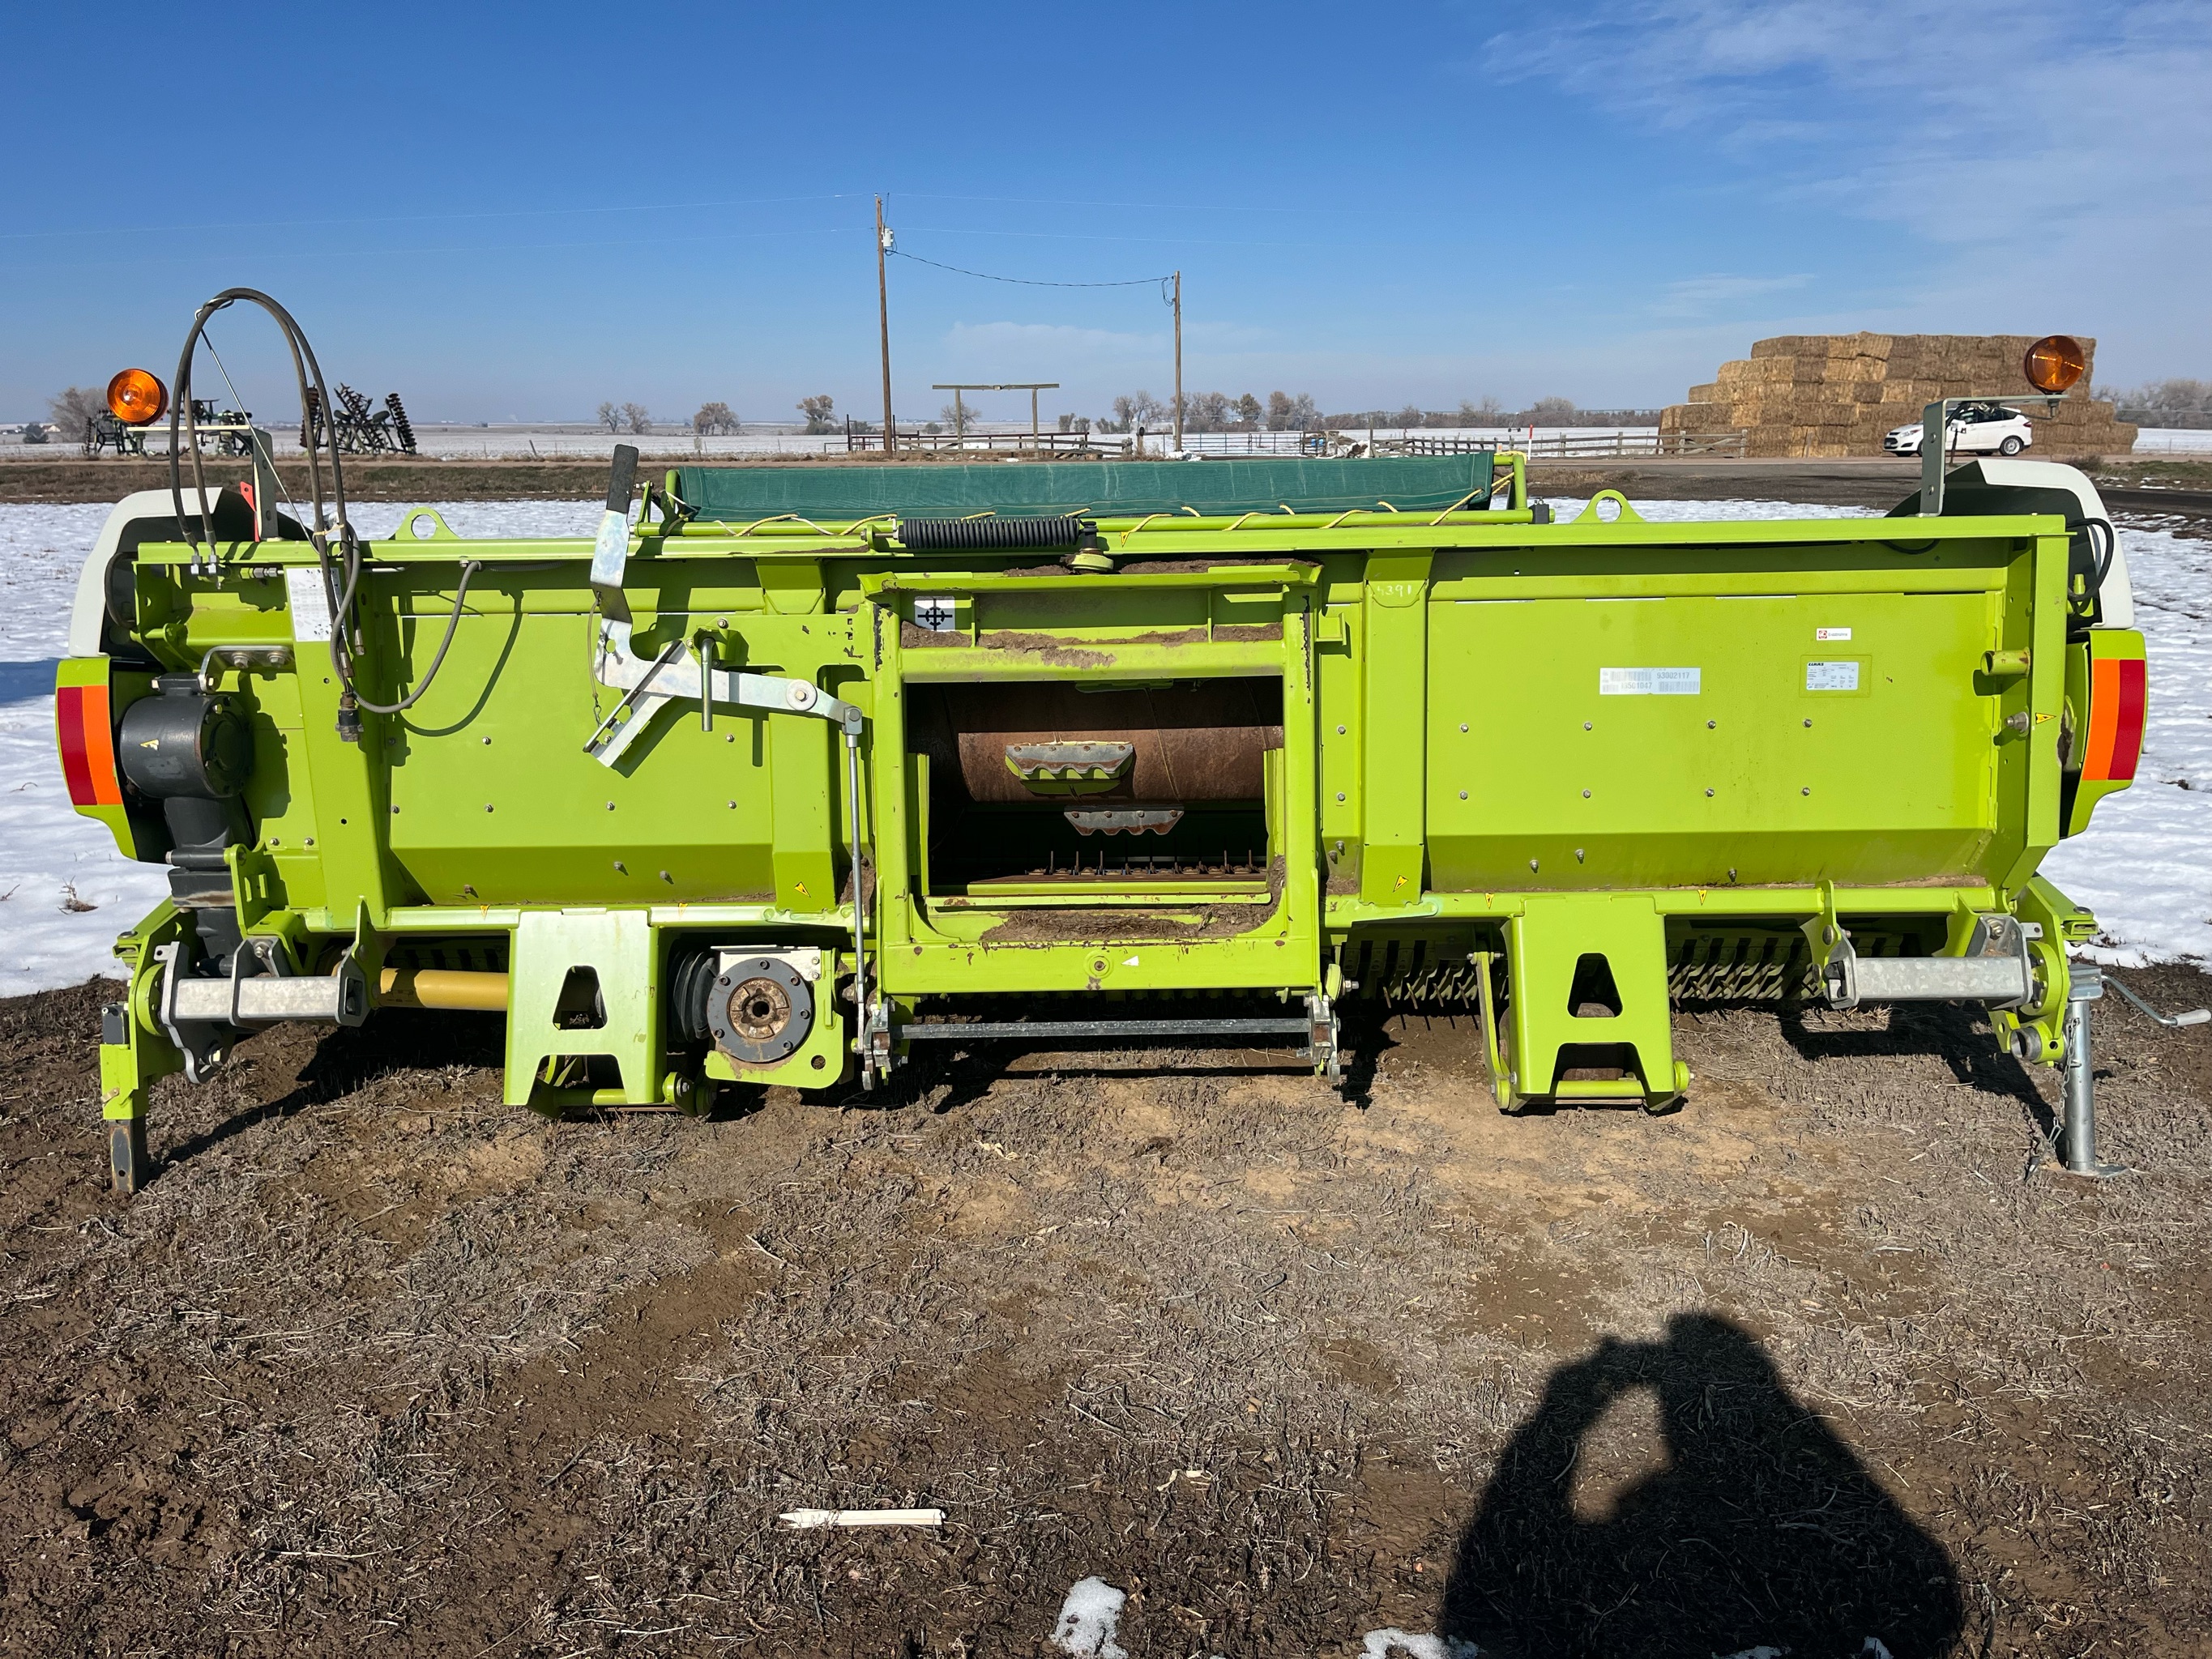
[[79, 490, 2122, 1169]]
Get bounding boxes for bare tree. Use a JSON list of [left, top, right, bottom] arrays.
[[693, 401, 737, 436], [1235, 393, 1262, 427], [1458, 396, 1504, 424], [1264, 391, 1318, 431], [1183, 390, 1233, 433], [2121, 377, 2212, 425], [48, 386, 105, 440], [798, 394, 836, 434], [1100, 390, 1166, 433], [619, 402, 652, 434], [1527, 395, 1576, 425]]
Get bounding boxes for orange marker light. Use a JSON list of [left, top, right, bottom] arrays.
[[2022, 335, 2086, 395], [106, 368, 168, 426]]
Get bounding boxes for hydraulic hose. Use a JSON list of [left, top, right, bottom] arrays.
[[168, 288, 475, 727]]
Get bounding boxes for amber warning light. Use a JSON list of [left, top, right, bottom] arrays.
[[105, 368, 168, 426], [2023, 335, 2086, 395]]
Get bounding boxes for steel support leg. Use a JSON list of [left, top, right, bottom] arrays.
[[2060, 966, 2129, 1179]]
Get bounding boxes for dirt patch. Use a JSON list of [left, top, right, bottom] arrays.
[[0, 966, 2209, 1654]]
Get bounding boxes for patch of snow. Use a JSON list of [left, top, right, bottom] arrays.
[[1360, 1631, 1480, 1658], [1863, 1641, 1896, 1659], [1049, 1576, 1128, 1658], [1714, 1648, 1786, 1659], [2040, 526, 2212, 966], [0, 505, 166, 998]]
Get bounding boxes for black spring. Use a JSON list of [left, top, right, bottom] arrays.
[[897, 514, 1090, 552]]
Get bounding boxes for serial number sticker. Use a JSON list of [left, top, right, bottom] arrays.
[[1815, 626, 1852, 642], [913, 595, 957, 633], [284, 565, 333, 642], [1806, 659, 1861, 692], [1599, 667, 1701, 696]]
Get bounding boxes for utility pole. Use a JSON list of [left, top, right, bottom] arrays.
[[1172, 270, 1183, 451], [875, 195, 895, 455]]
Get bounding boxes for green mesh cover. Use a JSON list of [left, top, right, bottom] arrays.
[[670, 454, 1495, 522]]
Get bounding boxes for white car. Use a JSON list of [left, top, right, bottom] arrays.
[[1885, 401, 2033, 457]]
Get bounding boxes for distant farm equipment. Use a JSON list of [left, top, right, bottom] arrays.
[[85, 399, 258, 459], [302, 385, 419, 455]]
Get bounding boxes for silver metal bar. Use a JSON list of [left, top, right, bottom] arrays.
[[847, 730, 872, 1088], [1834, 953, 2032, 1005], [2060, 964, 2128, 1178], [2105, 976, 2212, 1028], [171, 971, 364, 1024], [899, 1017, 1313, 1042], [583, 633, 689, 764]]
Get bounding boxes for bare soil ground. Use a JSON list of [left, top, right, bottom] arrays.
[[3, 970, 2210, 1657]]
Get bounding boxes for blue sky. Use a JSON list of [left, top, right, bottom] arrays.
[[4, 2, 2205, 426]]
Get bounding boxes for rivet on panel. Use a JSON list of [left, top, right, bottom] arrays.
[[1582, 788, 1592, 799], [1706, 719, 1717, 729], [1705, 787, 1715, 797], [1337, 724, 1347, 735], [614, 860, 627, 873], [1574, 847, 1585, 863], [1583, 721, 1593, 731], [1727, 867, 1738, 881], [1458, 789, 1468, 800], [1529, 858, 1539, 872], [1804, 718, 1813, 727], [1459, 723, 1469, 732], [480, 736, 491, 744], [1801, 786, 1813, 795], [1336, 791, 1347, 803]]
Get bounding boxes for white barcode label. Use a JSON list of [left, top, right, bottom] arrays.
[[1805, 659, 1860, 691], [1815, 626, 1852, 642], [284, 565, 333, 642], [1599, 667, 1700, 696]]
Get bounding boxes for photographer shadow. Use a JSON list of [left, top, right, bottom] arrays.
[[1439, 1312, 1962, 1659]]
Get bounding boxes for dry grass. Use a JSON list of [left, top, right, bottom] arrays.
[[1, 970, 2208, 1655]]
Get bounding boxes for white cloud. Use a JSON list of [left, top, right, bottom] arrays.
[[1489, 1, 2212, 378]]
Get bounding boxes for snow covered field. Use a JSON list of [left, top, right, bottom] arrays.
[[0, 498, 2205, 996]]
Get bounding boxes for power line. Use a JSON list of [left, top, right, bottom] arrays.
[[889, 247, 1168, 291]]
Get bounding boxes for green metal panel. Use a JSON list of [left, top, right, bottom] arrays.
[[672, 455, 1495, 522], [1505, 893, 1680, 1098], [66, 458, 2137, 1162], [504, 908, 661, 1107]]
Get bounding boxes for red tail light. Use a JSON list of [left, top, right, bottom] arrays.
[[55, 682, 124, 808], [2083, 655, 2146, 783]]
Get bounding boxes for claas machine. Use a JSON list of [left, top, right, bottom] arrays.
[[57, 296, 2150, 1192]]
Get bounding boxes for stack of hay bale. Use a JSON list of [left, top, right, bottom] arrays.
[[1660, 333, 2137, 458]]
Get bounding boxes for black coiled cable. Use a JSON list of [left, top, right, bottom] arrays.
[[897, 514, 1091, 551]]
